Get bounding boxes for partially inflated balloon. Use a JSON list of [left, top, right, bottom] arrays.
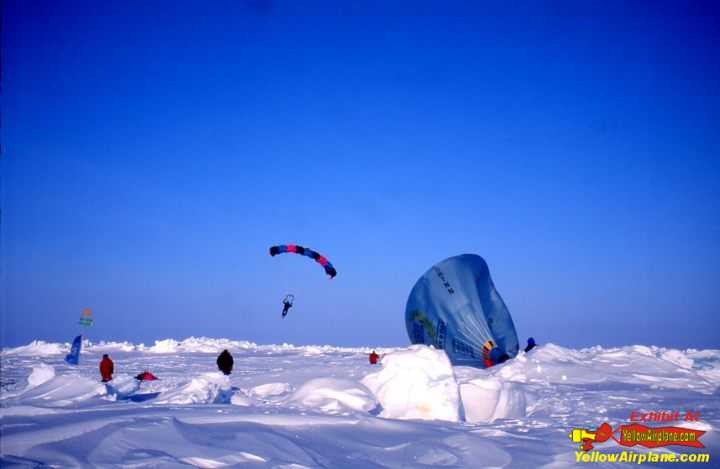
[[405, 254, 519, 367]]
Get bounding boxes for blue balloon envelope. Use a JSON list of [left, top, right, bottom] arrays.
[[405, 254, 519, 367]]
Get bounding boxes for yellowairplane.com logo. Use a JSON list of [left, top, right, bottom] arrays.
[[569, 410, 705, 452]]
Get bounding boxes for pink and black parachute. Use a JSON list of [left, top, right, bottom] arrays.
[[269, 244, 337, 278]]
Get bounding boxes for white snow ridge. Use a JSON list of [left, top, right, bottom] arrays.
[[1, 337, 719, 468], [362, 344, 461, 421]]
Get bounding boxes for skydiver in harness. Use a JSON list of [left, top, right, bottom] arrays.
[[282, 294, 294, 318]]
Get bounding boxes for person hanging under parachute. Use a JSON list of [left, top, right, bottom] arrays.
[[281, 294, 294, 318], [269, 244, 336, 320]]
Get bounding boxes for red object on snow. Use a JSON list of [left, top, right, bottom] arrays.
[[369, 351, 379, 365], [135, 371, 158, 381]]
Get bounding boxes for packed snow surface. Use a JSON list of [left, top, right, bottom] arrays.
[[2, 338, 719, 468]]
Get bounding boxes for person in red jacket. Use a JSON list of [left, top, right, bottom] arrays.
[[369, 350, 379, 365], [482, 340, 495, 368], [99, 354, 114, 382]]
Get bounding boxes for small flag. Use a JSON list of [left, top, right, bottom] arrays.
[[79, 308, 94, 327]]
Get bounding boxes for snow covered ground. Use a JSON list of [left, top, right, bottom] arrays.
[[1, 338, 718, 468]]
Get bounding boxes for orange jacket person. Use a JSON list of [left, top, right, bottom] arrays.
[[99, 354, 114, 382]]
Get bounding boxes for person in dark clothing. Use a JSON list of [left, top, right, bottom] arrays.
[[99, 354, 114, 382], [217, 349, 234, 375], [369, 350, 379, 365], [281, 298, 293, 318], [483, 340, 511, 367], [489, 346, 510, 365], [524, 337, 537, 353]]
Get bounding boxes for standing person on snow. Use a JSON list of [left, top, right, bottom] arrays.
[[524, 337, 537, 353], [369, 350, 379, 365], [99, 354, 114, 382], [217, 349, 234, 375]]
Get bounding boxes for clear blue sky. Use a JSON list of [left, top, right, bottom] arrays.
[[3, 1, 719, 349]]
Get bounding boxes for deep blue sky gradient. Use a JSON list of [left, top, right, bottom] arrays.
[[3, 1, 719, 348]]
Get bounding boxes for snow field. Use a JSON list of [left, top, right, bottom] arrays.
[[2, 338, 719, 468]]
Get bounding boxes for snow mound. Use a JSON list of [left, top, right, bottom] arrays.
[[230, 392, 253, 406], [660, 349, 694, 369], [155, 372, 233, 404], [15, 374, 107, 407], [288, 378, 376, 414], [301, 345, 336, 356], [2, 340, 67, 356], [251, 382, 293, 398], [26, 363, 56, 390], [143, 337, 257, 353], [492, 343, 719, 394], [686, 349, 720, 360], [2, 337, 400, 357], [255, 343, 398, 355], [87, 341, 137, 353], [362, 345, 461, 422], [144, 339, 182, 354], [0, 363, 58, 400], [459, 377, 527, 423], [530, 343, 586, 364], [103, 375, 142, 400]]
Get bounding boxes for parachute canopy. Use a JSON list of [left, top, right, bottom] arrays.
[[405, 254, 519, 368], [269, 244, 337, 278]]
